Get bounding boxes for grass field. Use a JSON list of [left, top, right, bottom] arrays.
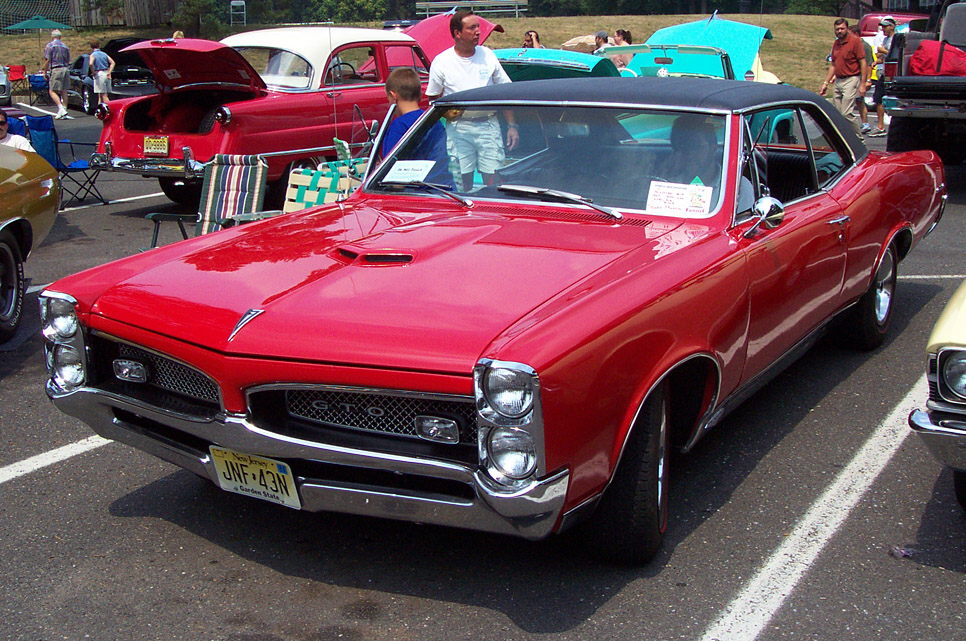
[[0, 13, 836, 92]]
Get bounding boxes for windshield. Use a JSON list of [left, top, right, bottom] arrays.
[[368, 104, 727, 219], [233, 46, 312, 89]]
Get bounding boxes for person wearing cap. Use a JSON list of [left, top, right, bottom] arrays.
[[819, 18, 867, 138], [427, 10, 518, 191], [43, 29, 71, 119], [593, 30, 611, 55], [869, 16, 897, 137]]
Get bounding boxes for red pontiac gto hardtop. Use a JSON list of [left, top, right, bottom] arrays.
[[45, 78, 945, 564]]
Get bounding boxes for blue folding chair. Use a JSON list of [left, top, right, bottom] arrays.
[[25, 115, 107, 208], [28, 74, 51, 106], [6, 117, 27, 138]]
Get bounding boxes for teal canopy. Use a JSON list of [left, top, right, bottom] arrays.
[[4, 15, 72, 31], [645, 12, 772, 81]]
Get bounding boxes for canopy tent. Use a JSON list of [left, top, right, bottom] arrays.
[[4, 15, 73, 50], [645, 12, 772, 81]]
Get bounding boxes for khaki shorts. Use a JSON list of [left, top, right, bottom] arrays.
[[445, 117, 505, 176], [93, 70, 111, 94], [48, 66, 68, 92]]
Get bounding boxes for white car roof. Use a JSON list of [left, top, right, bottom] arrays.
[[221, 26, 416, 64]]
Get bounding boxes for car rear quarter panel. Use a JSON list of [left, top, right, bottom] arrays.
[[833, 149, 944, 301]]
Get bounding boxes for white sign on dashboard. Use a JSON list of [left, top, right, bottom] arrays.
[[383, 160, 435, 183], [646, 181, 714, 217]]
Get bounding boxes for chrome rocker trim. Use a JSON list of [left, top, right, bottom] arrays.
[[49, 386, 569, 540], [909, 409, 966, 472]]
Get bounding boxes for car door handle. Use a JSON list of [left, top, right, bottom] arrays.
[[828, 215, 850, 226]]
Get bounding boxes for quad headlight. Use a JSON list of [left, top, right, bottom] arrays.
[[474, 360, 545, 488], [481, 366, 534, 419], [487, 426, 537, 480], [39, 293, 86, 393], [940, 349, 966, 401], [40, 296, 79, 341]]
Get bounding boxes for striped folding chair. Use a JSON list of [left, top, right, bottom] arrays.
[[145, 154, 282, 248]]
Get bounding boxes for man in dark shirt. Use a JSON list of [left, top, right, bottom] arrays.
[[819, 18, 867, 138]]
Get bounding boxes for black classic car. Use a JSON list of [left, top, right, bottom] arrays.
[[67, 37, 156, 114]]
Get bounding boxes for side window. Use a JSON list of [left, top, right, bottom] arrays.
[[799, 109, 850, 187], [385, 45, 430, 79], [743, 107, 817, 204], [325, 46, 379, 86]]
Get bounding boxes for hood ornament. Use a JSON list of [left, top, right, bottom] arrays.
[[228, 309, 264, 342]]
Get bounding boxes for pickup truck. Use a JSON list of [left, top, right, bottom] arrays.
[[884, 0, 966, 163]]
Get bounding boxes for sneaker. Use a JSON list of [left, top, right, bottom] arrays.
[[54, 108, 66, 119], [868, 128, 886, 137], [861, 122, 871, 133]]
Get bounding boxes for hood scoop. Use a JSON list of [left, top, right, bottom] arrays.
[[336, 247, 414, 265]]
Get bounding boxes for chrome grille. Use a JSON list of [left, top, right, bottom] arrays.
[[286, 388, 477, 442], [118, 343, 219, 404]]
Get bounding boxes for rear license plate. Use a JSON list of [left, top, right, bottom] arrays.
[[143, 135, 169, 156], [209, 446, 300, 509]]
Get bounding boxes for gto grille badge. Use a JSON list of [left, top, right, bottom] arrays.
[[228, 309, 265, 342]]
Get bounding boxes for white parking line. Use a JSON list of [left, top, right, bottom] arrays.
[[700, 375, 926, 641], [61, 191, 166, 213], [15, 102, 58, 117], [0, 435, 110, 485], [900, 274, 966, 280]]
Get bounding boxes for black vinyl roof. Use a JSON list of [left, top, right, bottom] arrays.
[[436, 76, 867, 160]]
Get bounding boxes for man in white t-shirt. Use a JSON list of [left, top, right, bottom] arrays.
[[0, 114, 34, 152], [869, 16, 896, 136], [427, 10, 518, 191]]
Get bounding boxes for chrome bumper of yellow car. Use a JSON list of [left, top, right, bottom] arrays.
[[909, 409, 966, 472]]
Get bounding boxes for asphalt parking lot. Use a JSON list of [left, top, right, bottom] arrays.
[[1, 103, 963, 641]]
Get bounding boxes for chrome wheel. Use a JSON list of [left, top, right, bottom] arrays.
[[874, 248, 896, 326]]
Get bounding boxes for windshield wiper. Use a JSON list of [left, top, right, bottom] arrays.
[[380, 181, 473, 208], [497, 184, 622, 220]]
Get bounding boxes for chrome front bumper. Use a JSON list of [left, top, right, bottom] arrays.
[[909, 409, 966, 472], [50, 386, 570, 540]]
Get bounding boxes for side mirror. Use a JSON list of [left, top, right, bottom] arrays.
[[369, 119, 380, 138], [743, 196, 785, 238]]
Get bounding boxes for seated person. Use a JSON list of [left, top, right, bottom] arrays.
[[660, 114, 722, 188], [0, 114, 33, 152]]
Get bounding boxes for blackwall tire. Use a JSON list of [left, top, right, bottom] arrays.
[[843, 244, 897, 351], [582, 382, 669, 565], [158, 178, 202, 207], [954, 470, 966, 511]]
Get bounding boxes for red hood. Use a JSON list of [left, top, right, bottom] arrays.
[[404, 12, 504, 61], [122, 38, 266, 91], [83, 202, 678, 374]]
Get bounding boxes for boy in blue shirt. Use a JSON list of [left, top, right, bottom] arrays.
[[382, 68, 452, 188]]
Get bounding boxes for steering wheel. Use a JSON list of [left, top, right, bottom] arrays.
[[326, 61, 356, 84]]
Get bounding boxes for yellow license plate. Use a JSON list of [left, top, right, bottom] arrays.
[[209, 446, 300, 509], [143, 135, 169, 156]]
